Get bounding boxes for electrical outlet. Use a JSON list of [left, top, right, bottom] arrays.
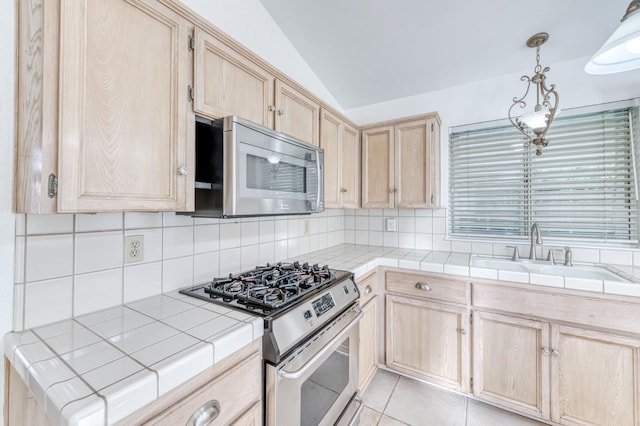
[[303, 219, 310, 236], [385, 218, 397, 232], [125, 235, 144, 264]]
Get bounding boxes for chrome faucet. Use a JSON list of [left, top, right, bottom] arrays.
[[529, 223, 543, 260]]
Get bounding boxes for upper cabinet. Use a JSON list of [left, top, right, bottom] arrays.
[[320, 109, 360, 208], [361, 114, 441, 209], [16, 0, 195, 213], [193, 31, 320, 146]]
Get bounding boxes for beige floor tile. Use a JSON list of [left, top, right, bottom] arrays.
[[357, 407, 382, 425], [362, 369, 400, 412], [384, 377, 466, 426], [378, 414, 410, 425], [466, 400, 546, 426]]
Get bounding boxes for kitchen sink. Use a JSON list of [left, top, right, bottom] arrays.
[[470, 256, 634, 283]]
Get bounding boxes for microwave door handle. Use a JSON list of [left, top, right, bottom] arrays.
[[277, 308, 363, 381]]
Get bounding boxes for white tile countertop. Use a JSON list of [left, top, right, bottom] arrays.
[[4, 292, 262, 425], [6, 244, 640, 426]]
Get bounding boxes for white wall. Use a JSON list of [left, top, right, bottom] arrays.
[[179, 0, 343, 112], [0, 0, 16, 422]]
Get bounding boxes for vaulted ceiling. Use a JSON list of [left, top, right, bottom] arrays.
[[258, 0, 632, 109]]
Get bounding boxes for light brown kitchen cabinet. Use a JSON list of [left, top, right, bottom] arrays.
[[274, 80, 320, 146], [473, 310, 640, 425], [361, 114, 441, 209], [320, 109, 360, 208], [356, 271, 379, 391], [193, 27, 275, 128], [16, 0, 195, 213]]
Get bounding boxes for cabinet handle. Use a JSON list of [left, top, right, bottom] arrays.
[[187, 400, 220, 426], [268, 105, 275, 112], [177, 166, 189, 176], [389, 189, 394, 194], [415, 282, 431, 291], [456, 328, 467, 335], [340, 188, 347, 193], [541, 347, 550, 356], [552, 348, 560, 357], [364, 285, 372, 295], [394, 188, 398, 193], [277, 109, 284, 115]]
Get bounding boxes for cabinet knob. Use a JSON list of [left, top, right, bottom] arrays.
[[552, 348, 560, 357], [541, 347, 550, 356], [364, 285, 372, 295], [389, 189, 394, 194], [415, 282, 431, 291], [340, 188, 347, 193], [187, 400, 220, 426], [268, 105, 275, 112], [177, 166, 189, 176], [456, 328, 467, 335], [394, 188, 398, 193], [277, 109, 284, 115]]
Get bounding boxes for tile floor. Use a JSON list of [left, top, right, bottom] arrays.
[[359, 369, 547, 426]]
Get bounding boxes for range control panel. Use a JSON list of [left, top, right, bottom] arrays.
[[311, 293, 335, 317]]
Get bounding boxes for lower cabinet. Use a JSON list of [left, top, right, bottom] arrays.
[[358, 294, 378, 391], [473, 310, 640, 425], [386, 294, 469, 392]]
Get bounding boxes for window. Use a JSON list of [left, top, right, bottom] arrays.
[[448, 100, 640, 245]]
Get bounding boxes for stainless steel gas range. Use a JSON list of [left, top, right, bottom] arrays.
[[180, 261, 364, 426]]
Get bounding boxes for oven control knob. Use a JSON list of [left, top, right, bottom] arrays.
[[343, 285, 349, 295], [303, 310, 312, 319]]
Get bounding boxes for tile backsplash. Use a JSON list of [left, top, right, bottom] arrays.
[[13, 210, 344, 331]]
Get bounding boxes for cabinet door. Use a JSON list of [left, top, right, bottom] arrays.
[[341, 123, 360, 209], [386, 295, 469, 392], [362, 126, 394, 208], [231, 402, 262, 425], [551, 325, 640, 426], [394, 118, 432, 208], [194, 28, 274, 128], [58, 0, 194, 212], [320, 109, 342, 209], [358, 295, 379, 391], [274, 80, 320, 146], [473, 311, 550, 420]]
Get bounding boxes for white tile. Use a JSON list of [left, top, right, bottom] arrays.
[[60, 394, 105, 426], [415, 209, 433, 217], [274, 219, 288, 240], [90, 311, 155, 339], [309, 217, 320, 235], [219, 222, 241, 249], [75, 306, 131, 327], [299, 235, 310, 255], [26, 214, 73, 235], [74, 269, 123, 316], [186, 315, 238, 340], [398, 259, 420, 270], [369, 231, 384, 246], [383, 232, 399, 247], [259, 220, 275, 242], [45, 377, 94, 426], [162, 307, 221, 331], [398, 217, 414, 233], [274, 241, 288, 263], [565, 277, 603, 292], [355, 216, 369, 231], [343, 215, 355, 230], [130, 332, 202, 366], [44, 327, 101, 355], [125, 228, 162, 263], [355, 209, 369, 217], [162, 212, 192, 227], [600, 249, 632, 266], [451, 241, 471, 253], [472, 242, 494, 256], [240, 243, 260, 271], [75, 213, 123, 232], [3, 331, 39, 365], [398, 232, 415, 249], [368, 209, 383, 216], [288, 218, 301, 238], [432, 235, 452, 251], [414, 234, 433, 250], [163, 226, 194, 259], [25, 234, 73, 282], [259, 242, 276, 265], [124, 261, 162, 303], [498, 270, 529, 284], [82, 356, 143, 391], [355, 230, 369, 245], [470, 267, 498, 280], [33, 319, 84, 340], [398, 209, 414, 217], [194, 224, 220, 253], [124, 212, 163, 229], [443, 264, 469, 276], [24, 277, 73, 329], [139, 299, 195, 320], [162, 256, 194, 292], [241, 221, 260, 246], [378, 258, 400, 268], [530, 273, 564, 288], [208, 323, 254, 362], [433, 217, 447, 233], [383, 209, 398, 217], [13, 341, 56, 381], [194, 252, 219, 284], [109, 321, 179, 353], [219, 248, 242, 275], [288, 237, 300, 258], [28, 357, 76, 408], [61, 341, 125, 374], [571, 247, 600, 263], [194, 217, 220, 225], [13, 284, 25, 331], [15, 214, 26, 236], [99, 370, 157, 423], [414, 217, 432, 233], [153, 342, 214, 396], [14, 236, 25, 283], [75, 231, 123, 274], [344, 230, 355, 244], [604, 281, 640, 297]]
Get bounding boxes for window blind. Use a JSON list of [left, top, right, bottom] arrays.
[[449, 103, 639, 244]]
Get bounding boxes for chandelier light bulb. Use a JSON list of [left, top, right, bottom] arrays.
[[626, 36, 640, 53]]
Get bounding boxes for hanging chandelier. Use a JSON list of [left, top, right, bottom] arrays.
[[508, 32, 559, 156]]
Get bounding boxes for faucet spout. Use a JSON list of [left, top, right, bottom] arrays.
[[529, 223, 543, 260]]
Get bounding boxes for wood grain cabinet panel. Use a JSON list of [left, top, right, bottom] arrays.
[[358, 294, 379, 392], [321, 109, 360, 208], [274, 80, 320, 146], [362, 126, 394, 208]]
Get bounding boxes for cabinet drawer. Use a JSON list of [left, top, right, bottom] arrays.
[[357, 271, 378, 306], [145, 352, 261, 425], [385, 271, 468, 305]]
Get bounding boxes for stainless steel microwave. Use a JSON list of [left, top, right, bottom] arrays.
[[190, 115, 324, 218]]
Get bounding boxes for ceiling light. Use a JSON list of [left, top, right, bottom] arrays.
[[509, 32, 559, 156], [585, 0, 640, 74]]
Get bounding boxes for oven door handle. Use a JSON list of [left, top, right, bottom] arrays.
[[277, 308, 363, 380]]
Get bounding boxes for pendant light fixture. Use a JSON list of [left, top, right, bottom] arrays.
[[585, 0, 640, 74], [509, 32, 559, 156]]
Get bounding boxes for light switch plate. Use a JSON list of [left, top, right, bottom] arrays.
[[385, 218, 397, 232]]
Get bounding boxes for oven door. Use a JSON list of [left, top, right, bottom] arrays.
[[266, 306, 363, 426]]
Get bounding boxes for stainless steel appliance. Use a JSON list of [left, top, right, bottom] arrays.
[[191, 115, 324, 218], [179, 262, 364, 425]]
